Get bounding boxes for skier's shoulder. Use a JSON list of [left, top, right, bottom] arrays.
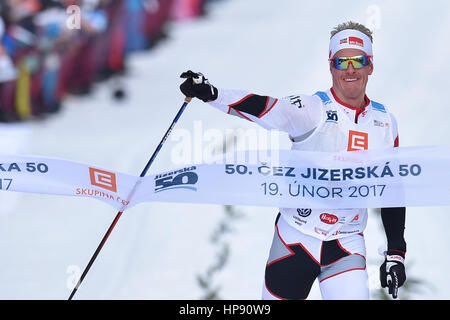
[[367, 97, 400, 134], [369, 97, 390, 114], [368, 97, 398, 123]]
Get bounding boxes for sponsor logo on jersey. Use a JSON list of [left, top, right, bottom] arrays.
[[314, 227, 329, 236], [374, 119, 385, 127], [297, 208, 312, 217], [373, 120, 389, 128], [89, 167, 117, 193], [326, 110, 338, 123], [320, 213, 338, 224], [347, 130, 368, 151], [154, 166, 198, 193], [288, 95, 304, 109], [293, 215, 308, 225]]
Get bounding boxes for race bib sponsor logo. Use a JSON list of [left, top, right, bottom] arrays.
[[320, 213, 338, 224], [297, 208, 312, 217], [326, 110, 338, 123], [288, 95, 304, 109], [374, 120, 389, 127], [348, 130, 368, 151], [89, 168, 117, 193]]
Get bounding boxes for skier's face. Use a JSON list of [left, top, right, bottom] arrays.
[[330, 48, 373, 103]]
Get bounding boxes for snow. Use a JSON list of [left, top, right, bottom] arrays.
[[1, 0, 450, 299]]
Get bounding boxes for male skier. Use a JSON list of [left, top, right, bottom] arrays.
[[179, 21, 406, 300]]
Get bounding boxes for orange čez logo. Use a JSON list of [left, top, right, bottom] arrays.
[[89, 168, 117, 193], [347, 130, 368, 151]]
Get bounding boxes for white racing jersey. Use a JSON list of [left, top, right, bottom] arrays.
[[209, 88, 398, 240]]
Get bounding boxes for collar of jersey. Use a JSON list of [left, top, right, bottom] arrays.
[[330, 88, 371, 123]]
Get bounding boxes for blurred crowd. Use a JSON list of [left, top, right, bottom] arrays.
[[0, 0, 220, 123]]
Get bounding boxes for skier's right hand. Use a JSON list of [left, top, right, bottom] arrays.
[[179, 70, 218, 102], [379, 251, 406, 299]]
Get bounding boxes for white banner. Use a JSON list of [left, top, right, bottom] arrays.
[[1, 146, 450, 210], [135, 145, 450, 209], [0, 155, 139, 210]]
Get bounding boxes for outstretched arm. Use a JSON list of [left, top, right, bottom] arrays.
[[179, 70, 322, 138]]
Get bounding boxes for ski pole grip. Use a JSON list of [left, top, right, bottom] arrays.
[[185, 97, 192, 103]]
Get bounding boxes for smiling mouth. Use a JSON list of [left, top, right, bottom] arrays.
[[344, 78, 358, 82]]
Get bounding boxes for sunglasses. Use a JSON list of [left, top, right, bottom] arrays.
[[330, 55, 372, 70]]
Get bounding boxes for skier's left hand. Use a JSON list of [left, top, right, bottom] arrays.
[[380, 251, 406, 299]]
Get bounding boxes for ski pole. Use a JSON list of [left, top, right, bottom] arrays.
[[68, 96, 192, 300]]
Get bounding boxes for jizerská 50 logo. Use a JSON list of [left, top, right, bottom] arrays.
[[154, 166, 198, 193]]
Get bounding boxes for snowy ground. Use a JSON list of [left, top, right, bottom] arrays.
[[1, 0, 450, 300]]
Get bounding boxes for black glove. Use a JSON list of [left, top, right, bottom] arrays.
[[179, 70, 218, 102], [380, 250, 406, 299]]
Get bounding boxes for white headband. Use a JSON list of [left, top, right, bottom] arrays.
[[329, 29, 373, 59]]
